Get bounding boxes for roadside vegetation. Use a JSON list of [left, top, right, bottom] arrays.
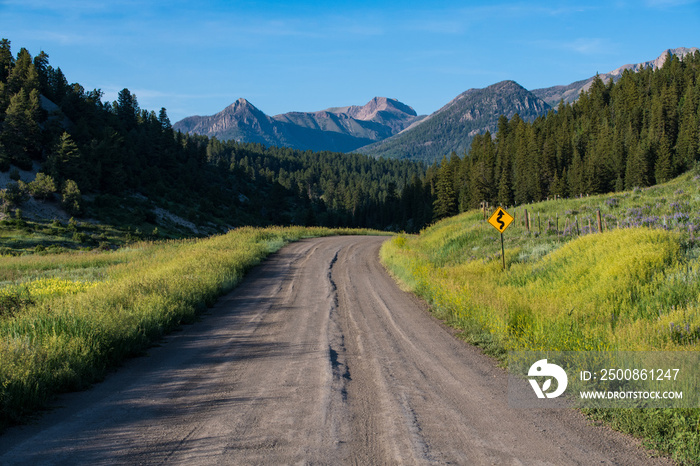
[[0, 226, 380, 430], [0, 214, 145, 255], [381, 169, 700, 465]]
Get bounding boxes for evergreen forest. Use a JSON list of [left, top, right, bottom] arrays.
[[432, 51, 700, 219], [0, 39, 432, 235]]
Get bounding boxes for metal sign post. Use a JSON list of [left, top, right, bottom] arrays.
[[487, 207, 514, 270]]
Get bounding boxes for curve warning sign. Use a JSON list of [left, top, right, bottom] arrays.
[[488, 207, 514, 233]]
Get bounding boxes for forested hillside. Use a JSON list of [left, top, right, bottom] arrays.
[[357, 80, 550, 163], [0, 39, 431, 239], [432, 50, 700, 219], [200, 139, 434, 231]]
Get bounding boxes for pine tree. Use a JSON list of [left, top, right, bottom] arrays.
[[551, 168, 568, 198], [158, 107, 171, 130], [115, 88, 139, 130], [625, 142, 649, 189], [433, 155, 457, 220], [568, 151, 584, 196], [47, 132, 82, 183], [61, 179, 82, 216], [654, 134, 673, 184], [46, 67, 69, 104], [497, 166, 513, 206], [675, 83, 699, 171], [6, 48, 39, 96], [1, 88, 41, 168], [0, 38, 13, 83]]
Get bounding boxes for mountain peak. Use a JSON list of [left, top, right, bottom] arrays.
[[358, 80, 550, 162], [326, 97, 417, 121], [366, 96, 418, 117], [219, 98, 268, 122], [493, 80, 526, 89], [226, 98, 257, 111]]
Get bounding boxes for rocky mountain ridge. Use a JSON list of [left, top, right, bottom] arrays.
[[174, 96, 422, 153], [174, 47, 698, 163], [356, 80, 550, 162], [532, 47, 699, 106]]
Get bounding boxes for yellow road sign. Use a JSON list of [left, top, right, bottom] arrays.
[[488, 207, 514, 233]]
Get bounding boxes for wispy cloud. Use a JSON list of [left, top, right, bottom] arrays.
[[404, 18, 466, 35], [645, 0, 699, 7], [533, 37, 615, 56], [449, 3, 595, 20], [397, 3, 598, 36], [565, 38, 611, 55], [236, 19, 322, 38], [335, 23, 384, 37], [99, 87, 241, 102], [0, 0, 140, 14], [433, 65, 507, 80], [22, 30, 89, 46]]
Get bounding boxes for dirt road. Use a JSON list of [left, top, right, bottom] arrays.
[[0, 236, 670, 464]]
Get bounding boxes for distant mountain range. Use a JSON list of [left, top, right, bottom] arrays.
[[174, 47, 698, 163], [173, 97, 423, 153]]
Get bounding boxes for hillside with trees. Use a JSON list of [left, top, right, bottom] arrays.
[[357, 80, 551, 163], [431, 50, 700, 219], [0, 39, 432, 244]]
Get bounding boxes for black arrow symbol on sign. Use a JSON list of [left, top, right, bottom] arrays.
[[496, 210, 505, 230]]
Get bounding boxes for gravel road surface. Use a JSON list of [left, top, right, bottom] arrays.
[[0, 236, 671, 465]]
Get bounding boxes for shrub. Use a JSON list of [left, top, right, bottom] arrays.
[[28, 173, 57, 201], [8, 168, 20, 182], [0, 289, 34, 319], [61, 180, 82, 216], [0, 181, 29, 207]]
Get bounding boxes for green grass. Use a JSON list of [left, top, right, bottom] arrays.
[[0, 215, 144, 255], [380, 170, 700, 465], [0, 225, 382, 430]]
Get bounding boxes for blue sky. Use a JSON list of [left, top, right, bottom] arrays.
[[1, 0, 698, 122]]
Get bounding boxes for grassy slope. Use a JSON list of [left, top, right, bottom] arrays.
[[0, 226, 383, 430], [381, 170, 700, 464]]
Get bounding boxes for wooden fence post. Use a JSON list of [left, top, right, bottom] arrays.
[[525, 208, 529, 231]]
